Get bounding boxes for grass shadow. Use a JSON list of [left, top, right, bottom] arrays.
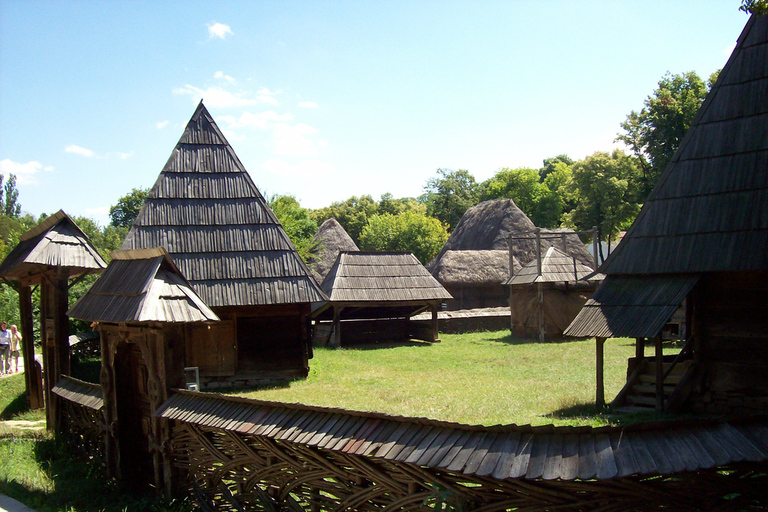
[[484, 332, 576, 346], [315, 339, 434, 351]]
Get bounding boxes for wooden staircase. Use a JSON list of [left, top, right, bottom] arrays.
[[614, 359, 694, 413]]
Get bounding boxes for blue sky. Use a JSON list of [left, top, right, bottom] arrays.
[[0, 1, 749, 227]]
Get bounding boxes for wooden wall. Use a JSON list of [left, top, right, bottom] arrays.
[[690, 271, 768, 415]]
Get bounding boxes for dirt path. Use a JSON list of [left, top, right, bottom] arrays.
[[0, 420, 46, 432]]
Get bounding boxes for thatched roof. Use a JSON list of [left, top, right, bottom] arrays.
[[0, 209, 106, 284], [427, 199, 593, 285], [598, 14, 768, 276], [121, 101, 326, 308], [322, 252, 452, 303], [566, 14, 768, 339], [430, 250, 518, 286], [308, 218, 359, 280], [68, 247, 219, 324], [506, 247, 603, 286]]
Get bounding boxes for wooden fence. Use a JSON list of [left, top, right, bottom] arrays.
[[54, 379, 768, 511]]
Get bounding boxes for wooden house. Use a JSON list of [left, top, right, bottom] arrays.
[[313, 252, 452, 346], [428, 199, 592, 310], [121, 102, 327, 387], [565, 13, 768, 415], [0, 210, 106, 426], [506, 246, 602, 340], [67, 247, 219, 490]]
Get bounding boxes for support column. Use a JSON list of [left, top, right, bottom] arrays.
[[53, 272, 70, 436], [40, 279, 55, 430], [331, 307, 342, 348], [431, 306, 440, 343], [596, 336, 606, 407], [20, 284, 43, 409], [655, 335, 664, 411]]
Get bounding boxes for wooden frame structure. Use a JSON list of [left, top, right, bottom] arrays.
[[566, 13, 768, 415], [0, 210, 106, 430]]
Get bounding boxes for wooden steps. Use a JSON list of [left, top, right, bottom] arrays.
[[616, 360, 693, 413]]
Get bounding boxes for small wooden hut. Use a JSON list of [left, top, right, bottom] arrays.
[[313, 252, 452, 346], [506, 246, 603, 340], [307, 217, 359, 283], [0, 210, 106, 428], [565, 13, 768, 415], [428, 199, 592, 310], [67, 247, 219, 491], [122, 101, 327, 387]]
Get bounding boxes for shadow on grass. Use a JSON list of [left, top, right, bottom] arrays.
[[315, 339, 434, 351], [484, 332, 576, 346]]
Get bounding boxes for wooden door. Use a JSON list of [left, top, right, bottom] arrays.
[[186, 321, 236, 376]]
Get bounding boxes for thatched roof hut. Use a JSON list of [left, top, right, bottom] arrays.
[[307, 217, 359, 281], [565, 13, 768, 415], [121, 101, 326, 386], [314, 252, 452, 346], [427, 198, 592, 310]]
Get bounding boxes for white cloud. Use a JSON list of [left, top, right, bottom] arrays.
[[208, 22, 233, 40], [156, 120, 169, 129], [272, 122, 327, 157], [298, 101, 318, 109], [214, 71, 236, 83], [116, 152, 134, 159], [256, 87, 280, 105], [0, 158, 52, 185], [65, 144, 96, 157], [723, 43, 736, 56], [261, 158, 335, 178], [173, 85, 266, 108]]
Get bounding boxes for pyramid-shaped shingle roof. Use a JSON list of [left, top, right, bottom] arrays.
[[599, 14, 768, 276], [122, 102, 326, 307], [505, 247, 603, 285]]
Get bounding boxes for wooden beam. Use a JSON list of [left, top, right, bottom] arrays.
[[655, 336, 664, 411], [596, 337, 606, 407], [19, 284, 43, 409]]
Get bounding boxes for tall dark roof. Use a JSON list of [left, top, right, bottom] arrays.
[[322, 252, 452, 303], [599, 14, 768, 276], [308, 218, 359, 280], [68, 247, 219, 324], [121, 102, 326, 307], [0, 210, 106, 283]]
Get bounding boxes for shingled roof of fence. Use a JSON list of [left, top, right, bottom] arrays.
[[0, 210, 106, 283], [121, 101, 327, 308], [156, 390, 768, 481]]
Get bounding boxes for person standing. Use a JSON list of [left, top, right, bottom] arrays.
[[0, 321, 10, 375], [10, 324, 22, 374]]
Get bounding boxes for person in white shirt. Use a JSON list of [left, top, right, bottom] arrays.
[[10, 324, 22, 374], [0, 321, 11, 375]]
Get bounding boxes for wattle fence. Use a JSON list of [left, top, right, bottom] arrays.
[[54, 377, 768, 511]]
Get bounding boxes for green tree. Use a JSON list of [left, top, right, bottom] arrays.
[[420, 169, 479, 231], [268, 194, 318, 262], [741, 0, 768, 15], [539, 154, 573, 182], [0, 174, 21, 218], [564, 150, 642, 261], [109, 187, 149, 228], [617, 71, 716, 198], [479, 167, 563, 228], [378, 193, 424, 216], [311, 195, 379, 245], [359, 211, 449, 265]]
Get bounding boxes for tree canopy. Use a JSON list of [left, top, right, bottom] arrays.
[[617, 71, 716, 198], [479, 167, 563, 228], [359, 211, 448, 265], [109, 187, 149, 228], [310, 195, 379, 245], [268, 194, 318, 262], [420, 168, 480, 232]]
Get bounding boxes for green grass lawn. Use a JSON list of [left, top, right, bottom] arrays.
[[234, 331, 676, 427]]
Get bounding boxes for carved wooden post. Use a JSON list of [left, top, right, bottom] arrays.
[[40, 279, 55, 430], [20, 284, 43, 409], [596, 337, 606, 407], [431, 305, 439, 343], [53, 271, 69, 436], [331, 306, 342, 348], [100, 329, 119, 479]]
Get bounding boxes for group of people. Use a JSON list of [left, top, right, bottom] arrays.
[[0, 321, 22, 375]]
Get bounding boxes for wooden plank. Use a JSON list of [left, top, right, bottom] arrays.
[[404, 427, 444, 464], [393, 425, 433, 461], [476, 433, 514, 477], [489, 432, 522, 480], [524, 433, 550, 479], [576, 434, 597, 480], [304, 413, 343, 446], [692, 427, 734, 466], [294, 413, 333, 445], [446, 432, 486, 472], [277, 410, 316, 441], [373, 422, 413, 458], [434, 430, 475, 469], [558, 433, 580, 480], [317, 415, 356, 449], [641, 431, 677, 474], [257, 408, 294, 438], [463, 433, 498, 475], [594, 433, 618, 479], [344, 418, 382, 454], [239, 407, 272, 434], [218, 402, 252, 430], [325, 417, 367, 452], [541, 434, 563, 480], [609, 431, 641, 478], [268, 408, 308, 439], [677, 430, 715, 470], [508, 432, 534, 479], [720, 424, 768, 460], [423, 429, 468, 467], [361, 420, 401, 456], [250, 408, 284, 436]]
